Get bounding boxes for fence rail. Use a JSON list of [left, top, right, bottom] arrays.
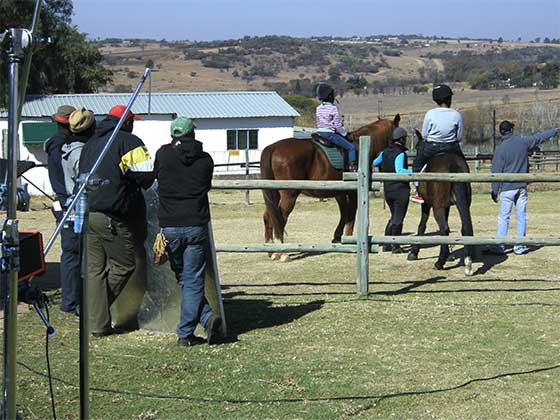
[[211, 136, 560, 295]]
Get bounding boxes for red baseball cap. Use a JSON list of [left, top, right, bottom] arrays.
[[108, 105, 141, 122]]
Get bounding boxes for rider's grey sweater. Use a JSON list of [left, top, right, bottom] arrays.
[[491, 128, 559, 194], [421, 107, 464, 143]]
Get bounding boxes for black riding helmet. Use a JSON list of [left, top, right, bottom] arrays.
[[432, 84, 453, 105], [316, 83, 335, 102], [391, 127, 408, 143]]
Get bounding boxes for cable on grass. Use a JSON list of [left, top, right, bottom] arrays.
[[13, 356, 560, 405]]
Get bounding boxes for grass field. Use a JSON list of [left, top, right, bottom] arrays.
[[6, 189, 560, 419]]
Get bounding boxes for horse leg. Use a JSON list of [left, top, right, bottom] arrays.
[[407, 203, 430, 261], [263, 211, 280, 260], [455, 186, 475, 276], [344, 191, 358, 236], [433, 206, 450, 270], [444, 207, 455, 262], [277, 190, 300, 262], [333, 195, 349, 243]]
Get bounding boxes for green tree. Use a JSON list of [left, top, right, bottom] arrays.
[[283, 94, 318, 126], [0, 0, 111, 106]]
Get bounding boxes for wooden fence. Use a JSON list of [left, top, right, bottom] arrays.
[[211, 136, 560, 295]]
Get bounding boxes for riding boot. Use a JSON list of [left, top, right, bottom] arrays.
[[391, 224, 404, 253], [383, 221, 392, 252]]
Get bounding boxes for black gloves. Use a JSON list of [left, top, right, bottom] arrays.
[[491, 191, 498, 203]]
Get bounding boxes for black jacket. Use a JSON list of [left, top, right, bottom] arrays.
[[154, 139, 213, 227], [44, 132, 70, 202], [78, 116, 154, 220]]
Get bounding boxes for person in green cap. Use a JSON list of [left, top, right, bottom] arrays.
[[153, 117, 223, 347]]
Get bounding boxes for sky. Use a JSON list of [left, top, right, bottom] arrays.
[[72, 0, 560, 42]]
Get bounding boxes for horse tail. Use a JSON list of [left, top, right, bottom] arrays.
[[260, 144, 285, 241]]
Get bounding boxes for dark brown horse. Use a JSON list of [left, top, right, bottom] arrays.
[[260, 115, 400, 261], [406, 130, 475, 275]]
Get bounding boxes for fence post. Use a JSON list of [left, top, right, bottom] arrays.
[[356, 136, 371, 295]]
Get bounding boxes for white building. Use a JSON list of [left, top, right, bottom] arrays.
[[0, 91, 299, 195]]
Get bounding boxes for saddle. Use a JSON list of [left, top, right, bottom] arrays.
[[309, 133, 347, 171]]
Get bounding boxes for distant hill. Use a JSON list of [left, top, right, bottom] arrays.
[[97, 35, 560, 97]]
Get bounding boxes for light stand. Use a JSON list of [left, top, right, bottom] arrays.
[[1, 2, 45, 414]]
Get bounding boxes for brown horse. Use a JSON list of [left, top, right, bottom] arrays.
[[260, 115, 400, 261], [406, 130, 475, 275]]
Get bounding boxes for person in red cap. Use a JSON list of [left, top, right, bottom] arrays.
[[44, 104, 81, 318], [78, 104, 154, 337]]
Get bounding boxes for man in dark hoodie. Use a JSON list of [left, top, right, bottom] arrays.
[[56, 107, 96, 318], [44, 104, 80, 316], [78, 105, 154, 337], [154, 116, 222, 347]]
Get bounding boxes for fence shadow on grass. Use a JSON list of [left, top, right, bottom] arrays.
[[223, 297, 324, 340]]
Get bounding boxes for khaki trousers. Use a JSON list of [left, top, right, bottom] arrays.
[[87, 212, 135, 334]]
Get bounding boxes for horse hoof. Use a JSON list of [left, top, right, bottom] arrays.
[[464, 257, 473, 276], [434, 262, 445, 270], [407, 252, 417, 261], [279, 253, 291, 263], [270, 253, 280, 261], [332, 237, 341, 244]]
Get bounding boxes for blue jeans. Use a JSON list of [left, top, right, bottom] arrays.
[[56, 212, 80, 312], [496, 187, 528, 254], [162, 226, 214, 338], [320, 132, 357, 162]]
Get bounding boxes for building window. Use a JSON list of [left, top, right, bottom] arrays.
[[227, 129, 258, 150], [22, 122, 58, 146]]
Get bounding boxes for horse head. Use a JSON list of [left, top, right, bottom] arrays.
[[414, 128, 425, 153], [349, 114, 400, 161]]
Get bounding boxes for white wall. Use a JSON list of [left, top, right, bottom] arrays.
[[1, 115, 294, 196]]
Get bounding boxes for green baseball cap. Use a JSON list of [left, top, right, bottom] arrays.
[[170, 116, 196, 138]]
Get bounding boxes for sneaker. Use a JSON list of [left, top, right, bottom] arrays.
[[410, 194, 424, 204], [92, 329, 114, 338], [391, 246, 405, 254], [348, 161, 358, 172], [204, 314, 223, 345], [177, 334, 206, 347], [112, 319, 139, 334], [513, 247, 529, 255]]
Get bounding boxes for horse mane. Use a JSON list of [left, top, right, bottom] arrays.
[[347, 115, 399, 158]]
